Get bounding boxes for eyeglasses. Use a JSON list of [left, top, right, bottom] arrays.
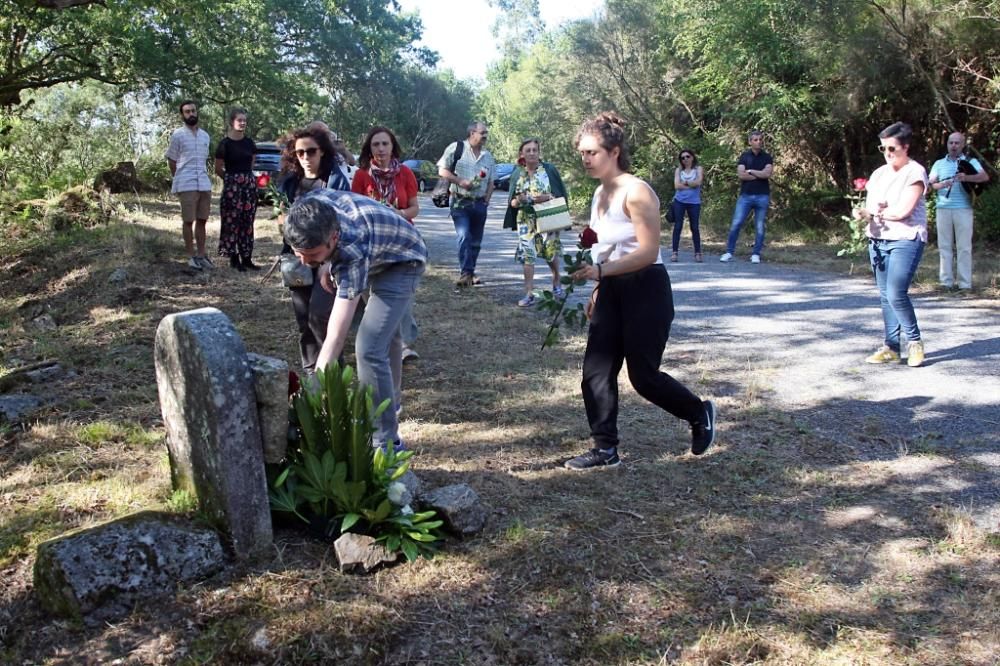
[[681, 154, 693, 160], [877, 145, 900, 154], [295, 147, 319, 158]]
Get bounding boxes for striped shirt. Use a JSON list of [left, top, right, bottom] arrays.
[[437, 140, 495, 200], [295, 190, 427, 300], [165, 127, 212, 193]]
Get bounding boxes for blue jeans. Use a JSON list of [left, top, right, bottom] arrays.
[[869, 239, 923, 351], [356, 261, 424, 449], [452, 199, 488, 275], [726, 194, 769, 256], [671, 201, 702, 252]]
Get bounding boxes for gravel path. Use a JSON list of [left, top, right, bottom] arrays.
[[413, 194, 1000, 531]]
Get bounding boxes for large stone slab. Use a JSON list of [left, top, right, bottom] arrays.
[[154, 307, 272, 559], [246, 353, 289, 464], [33, 511, 225, 620]]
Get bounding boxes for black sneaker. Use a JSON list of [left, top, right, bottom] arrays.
[[564, 448, 620, 470], [690, 400, 716, 455]]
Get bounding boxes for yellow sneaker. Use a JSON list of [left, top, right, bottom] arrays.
[[907, 341, 925, 367], [866, 346, 900, 364]]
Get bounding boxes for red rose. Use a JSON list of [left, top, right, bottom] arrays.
[[479, 169, 487, 178], [852, 178, 868, 192], [580, 227, 598, 248], [288, 370, 300, 397], [517, 157, 526, 167]]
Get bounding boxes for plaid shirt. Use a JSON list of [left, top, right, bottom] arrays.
[[437, 140, 495, 200], [296, 190, 427, 300]]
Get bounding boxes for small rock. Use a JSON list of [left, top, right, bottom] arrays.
[[107, 268, 128, 285], [246, 353, 289, 464], [0, 394, 43, 424], [333, 532, 398, 573], [250, 626, 271, 651], [25, 364, 65, 383], [398, 470, 422, 504], [422, 483, 487, 536], [31, 314, 57, 330]]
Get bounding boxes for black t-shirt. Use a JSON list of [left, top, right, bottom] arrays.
[[738, 149, 773, 196], [215, 136, 257, 173]]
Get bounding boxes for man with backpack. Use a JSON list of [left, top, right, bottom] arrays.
[[929, 132, 990, 290], [437, 122, 496, 287]]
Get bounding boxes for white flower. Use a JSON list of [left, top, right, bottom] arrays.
[[387, 482, 407, 505], [400, 505, 414, 516]]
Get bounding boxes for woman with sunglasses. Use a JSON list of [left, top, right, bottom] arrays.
[[853, 121, 929, 368], [276, 125, 345, 373], [670, 149, 704, 262]]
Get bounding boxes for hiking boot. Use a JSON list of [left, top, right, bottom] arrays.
[[564, 448, 620, 470], [230, 254, 245, 272], [188, 256, 203, 270], [719, 252, 733, 262], [241, 255, 261, 270], [197, 256, 215, 270], [865, 346, 900, 364], [690, 400, 716, 455], [907, 340, 925, 367]]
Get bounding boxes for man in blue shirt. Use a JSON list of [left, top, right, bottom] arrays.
[[928, 132, 990, 289], [284, 190, 427, 450], [720, 130, 773, 264]]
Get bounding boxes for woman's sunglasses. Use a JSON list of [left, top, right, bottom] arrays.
[[295, 147, 319, 158], [877, 145, 900, 154], [680, 154, 693, 160]]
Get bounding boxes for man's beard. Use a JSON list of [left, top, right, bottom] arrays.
[[183, 116, 198, 126]]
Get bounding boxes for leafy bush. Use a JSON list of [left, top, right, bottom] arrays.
[[269, 364, 443, 561], [975, 186, 1000, 245]]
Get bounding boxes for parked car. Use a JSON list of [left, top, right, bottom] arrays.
[[253, 141, 282, 203], [493, 163, 516, 191], [402, 159, 440, 192]]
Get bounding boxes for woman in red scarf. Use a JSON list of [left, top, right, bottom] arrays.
[[352, 126, 419, 221], [352, 126, 422, 371]]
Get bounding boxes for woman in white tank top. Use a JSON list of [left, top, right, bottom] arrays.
[[563, 113, 717, 471]]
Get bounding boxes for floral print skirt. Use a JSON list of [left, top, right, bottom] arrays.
[[218, 172, 258, 257], [515, 217, 562, 264]]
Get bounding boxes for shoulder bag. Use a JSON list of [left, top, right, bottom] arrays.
[[431, 141, 465, 208]]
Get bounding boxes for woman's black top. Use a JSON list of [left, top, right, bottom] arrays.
[[215, 136, 257, 173]]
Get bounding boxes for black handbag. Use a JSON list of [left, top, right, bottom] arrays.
[[431, 140, 465, 208], [665, 198, 676, 225]]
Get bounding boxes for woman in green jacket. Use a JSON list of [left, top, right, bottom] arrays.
[[503, 137, 569, 307]]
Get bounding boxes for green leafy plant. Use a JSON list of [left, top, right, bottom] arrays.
[[536, 227, 597, 349], [269, 363, 443, 561], [837, 178, 870, 259]]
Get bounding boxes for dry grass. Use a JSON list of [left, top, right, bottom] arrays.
[[1, 196, 998, 664]]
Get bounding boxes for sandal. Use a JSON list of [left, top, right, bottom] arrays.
[[694, 252, 703, 263], [670, 251, 678, 262]]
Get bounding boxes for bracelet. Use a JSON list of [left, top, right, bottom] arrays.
[[597, 264, 602, 280]]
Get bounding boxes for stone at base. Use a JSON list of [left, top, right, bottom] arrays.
[[246, 353, 290, 464], [422, 483, 487, 536], [333, 533, 398, 573], [33, 511, 225, 621]]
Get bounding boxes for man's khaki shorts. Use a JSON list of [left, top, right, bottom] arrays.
[[177, 190, 211, 222]]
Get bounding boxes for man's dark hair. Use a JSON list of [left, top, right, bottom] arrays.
[[878, 121, 913, 147], [748, 129, 764, 142], [179, 100, 197, 114], [284, 192, 341, 250]]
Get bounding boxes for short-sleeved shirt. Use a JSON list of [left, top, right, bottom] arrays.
[[437, 140, 495, 200], [929, 155, 983, 209], [165, 127, 212, 193], [351, 166, 419, 217], [291, 190, 428, 301], [864, 160, 928, 242], [738, 149, 773, 196], [215, 136, 256, 173]]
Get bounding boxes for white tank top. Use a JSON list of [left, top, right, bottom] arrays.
[[589, 180, 663, 266]]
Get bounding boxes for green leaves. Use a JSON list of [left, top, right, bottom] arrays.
[[268, 362, 443, 561]]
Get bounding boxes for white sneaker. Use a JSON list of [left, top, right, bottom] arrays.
[[719, 253, 733, 263], [751, 254, 761, 264], [197, 256, 215, 270], [187, 256, 202, 270]]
